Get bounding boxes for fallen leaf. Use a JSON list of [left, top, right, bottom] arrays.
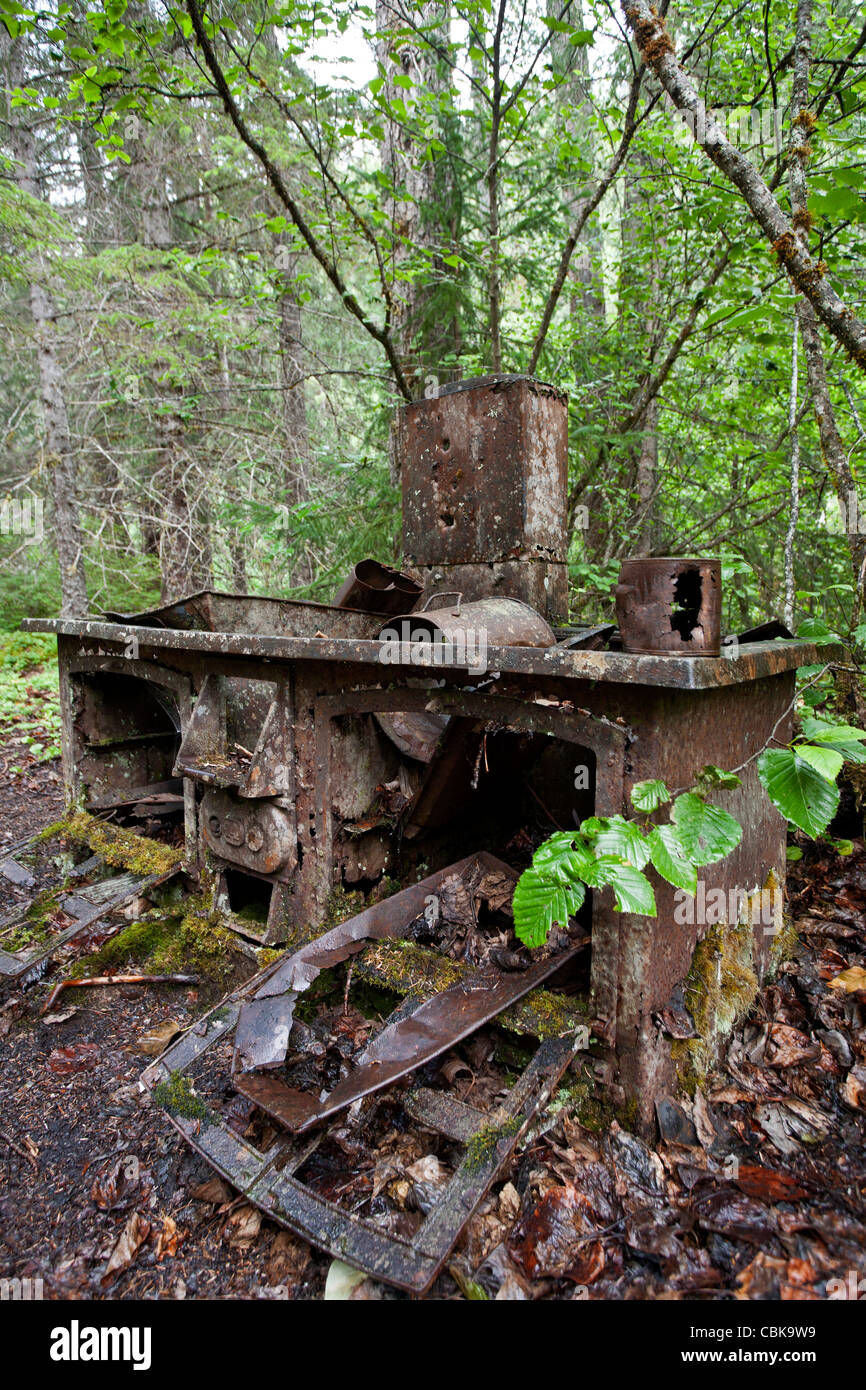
[[101, 1211, 151, 1286], [498, 1182, 521, 1223], [765, 1024, 821, 1069], [47, 1042, 100, 1074], [324, 1259, 368, 1300], [828, 966, 866, 993], [155, 1214, 184, 1260], [189, 1176, 233, 1206], [42, 1008, 77, 1026], [91, 1155, 142, 1211], [733, 1164, 810, 1202], [842, 1063, 866, 1110], [136, 1019, 182, 1055], [224, 1204, 262, 1249]]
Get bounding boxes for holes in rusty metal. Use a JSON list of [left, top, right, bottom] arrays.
[[669, 568, 702, 641], [439, 512, 456, 528]]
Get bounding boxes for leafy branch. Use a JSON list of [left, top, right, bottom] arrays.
[[513, 716, 866, 949]]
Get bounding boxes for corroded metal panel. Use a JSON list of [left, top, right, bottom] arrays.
[[397, 376, 568, 568]]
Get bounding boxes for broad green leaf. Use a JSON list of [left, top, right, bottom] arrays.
[[531, 832, 593, 883], [800, 716, 866, 742], [786, 846, 803, 861], [512, 869, 585, 949], [647, 824, 697, 894], [582, 856, 656, 916], [630, 779, 670, 813], [796, 743, 844, 782], [670, 793, 743, 865], [588, 814, 650, 868], [830, 838, 854, 856], [757, 750, 840, 838]]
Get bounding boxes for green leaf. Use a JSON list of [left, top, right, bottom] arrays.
[[531, 832, 593, 883], [800, 716, 866, 742], [796, 743, 844, 782], [512, 869, 585, 948], [647, 824, 697, 894], [630, 779, 670, 813], [585, 814, 650, 868], [670, 793, 743, 865], [757, 749, 840, 838], [785, 845, 803, 861], [582, 856, 656, 916], [829, 837, 854, 856]]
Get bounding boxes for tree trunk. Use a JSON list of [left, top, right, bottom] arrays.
[[3, 32, 89, 618], [785, 0, 865, 597], [375, 0, 447, 391]]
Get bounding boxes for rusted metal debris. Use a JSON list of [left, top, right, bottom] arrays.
[[387, 595, 556, 650], [615, 557, 722, 656], [332, 559, 422, 615], [143, 978, 582, 1293], [396, 376, 570, 625], [139, 848, 588, 1289], [231, 849, 583, 1132], [232, 854, 533, 1076], [0, 827, 181, 985]]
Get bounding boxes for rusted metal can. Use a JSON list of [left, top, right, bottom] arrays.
[[332, 559, 422, 615], [615, 557, 722, 656]]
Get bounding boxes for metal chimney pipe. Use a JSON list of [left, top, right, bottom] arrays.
[[396, 375, 569, 625]]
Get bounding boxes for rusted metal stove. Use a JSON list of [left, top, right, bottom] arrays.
[[22, 378, 830, 1155]]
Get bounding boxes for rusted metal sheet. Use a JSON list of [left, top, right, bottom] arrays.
[[235, 945, 582, 1133], [385, 595, 556, 650], [233, 853, 512, 1070], [104, 590, 389, 639], [0, 826, 181, 983], [332, 559, 422, 614], [142, 984, 582, 1294], [23, 619, 833, 690], [615, 557, 722, 656], [373, 709, 449, 762]]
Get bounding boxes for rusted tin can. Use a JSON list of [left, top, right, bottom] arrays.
[[332, 559, 422, 615], [615, 558, 722, 656]]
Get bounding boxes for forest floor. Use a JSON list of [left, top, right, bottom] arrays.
[[1, 655, 865, 1301]]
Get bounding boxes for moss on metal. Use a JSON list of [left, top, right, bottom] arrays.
[[63, 811, 184, 876]]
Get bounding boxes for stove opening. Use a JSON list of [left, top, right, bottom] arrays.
[[71, 671, 183, 813], [223, 868, 273, 928]]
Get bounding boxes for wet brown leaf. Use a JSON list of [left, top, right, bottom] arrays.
[[47, 1042, 100, 1074], [101, 1211, 151, 1286]]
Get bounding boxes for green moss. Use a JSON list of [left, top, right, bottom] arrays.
[[255, 947, 285, 969], [676, 915, 758, 1086], [357, 938, 464, 996], [63, 811, 183, 877], [152, 1072, 210, 1125], [32, 818, 70, 844], [546, 1067, 615, 1133], [465, 1115, 522, 1172], [71, 894, 237, 983]]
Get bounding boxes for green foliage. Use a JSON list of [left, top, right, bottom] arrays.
[[0, 631, 60, 760], [669, 793, 743, 866], [514, 707, 866, 948]]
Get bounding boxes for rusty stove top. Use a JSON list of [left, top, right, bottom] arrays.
[[22, 618, 831, 691]]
